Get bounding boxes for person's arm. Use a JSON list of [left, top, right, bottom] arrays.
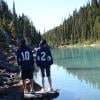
[[36, 49, 41, 66], [47, 48, 53, 65], [30, 49, 34, 66], [16, 50, 21, 66]]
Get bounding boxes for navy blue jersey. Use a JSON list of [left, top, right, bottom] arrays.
[[16, 46, 34, 69], [36, 46, 53, 67]]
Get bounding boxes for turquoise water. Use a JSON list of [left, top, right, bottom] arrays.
[[53, 47, 100, 68], [35, 47, 100, 100]]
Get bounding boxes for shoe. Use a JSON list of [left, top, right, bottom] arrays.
[[24, 90, 28, 94], [40, 88, 46, 92], [50, 88, 53, 91], [30, 89, 35, 94]]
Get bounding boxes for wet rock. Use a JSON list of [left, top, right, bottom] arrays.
[[0, 60, 20, 73], [0, 85, 24, 100], [0, 48, 22, 100], [0, 51, 7, 61]]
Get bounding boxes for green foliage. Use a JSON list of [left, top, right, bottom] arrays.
[[43, 0, 100, 47], [0, 0, 41, 50]]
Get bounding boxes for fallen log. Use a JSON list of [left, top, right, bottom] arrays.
[[0, 80, 59, 100]]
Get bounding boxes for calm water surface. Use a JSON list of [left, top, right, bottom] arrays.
[[35, 47, 100, 100]]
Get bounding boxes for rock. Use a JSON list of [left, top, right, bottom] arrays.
[[0, 47, 23, 100], [0, 60, 20, 73], [0, 85, 24, 100], [0, 51, 7, 62]]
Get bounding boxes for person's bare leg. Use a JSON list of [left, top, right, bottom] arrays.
[[42, 77, 45, 90], [29, 79, 35, 93], [22, 80, 27, 93], [40, 69, 45, 91], [30, 79, 34, 91], [48, 76, 53, 91]]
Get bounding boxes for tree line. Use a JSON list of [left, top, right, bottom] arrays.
[[0, 0, 41, 50], [43, 0, 100, 47]]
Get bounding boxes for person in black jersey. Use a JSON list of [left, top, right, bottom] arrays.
[[36, 39, 53, 91], [16, 39, 34, 93]]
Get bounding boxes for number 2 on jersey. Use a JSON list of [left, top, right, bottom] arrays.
[[41, 52, 46, 61]]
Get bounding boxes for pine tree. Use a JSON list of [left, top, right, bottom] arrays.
[[91, 0, 99, 7], [10, 1, 18, 39]]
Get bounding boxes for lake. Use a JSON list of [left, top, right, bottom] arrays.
[[35, 46, 100, 100]]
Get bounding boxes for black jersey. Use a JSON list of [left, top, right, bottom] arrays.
[[36, 46, 53, 67], [16, 46, 34, 69]]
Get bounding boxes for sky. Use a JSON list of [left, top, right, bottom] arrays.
[[5, 0, 90, 34]]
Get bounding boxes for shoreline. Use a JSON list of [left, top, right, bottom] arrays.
[[58, 43, 100, 48]]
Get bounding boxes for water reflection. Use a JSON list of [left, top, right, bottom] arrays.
[[67, 68, 100, 89], [52, 47, 100, 89], [52, 65, 100, 100], [52, 47, 100, 68]]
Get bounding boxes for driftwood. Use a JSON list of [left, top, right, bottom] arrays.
[[0, 80, 59, 100]]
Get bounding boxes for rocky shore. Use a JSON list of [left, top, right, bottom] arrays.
[[0, 48, 23, 100], [0, 47, 60, 100]]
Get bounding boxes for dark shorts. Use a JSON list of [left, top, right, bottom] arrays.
[[40, 66, 50, 77], [21, 67, 34, 80]]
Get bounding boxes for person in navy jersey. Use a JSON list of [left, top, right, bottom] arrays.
[[36, 39, 53, 91], [16, 39, 34, 93]]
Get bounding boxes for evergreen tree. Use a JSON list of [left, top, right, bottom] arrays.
[[43, 0, 100, 47], [0, 0, 41, 49]]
